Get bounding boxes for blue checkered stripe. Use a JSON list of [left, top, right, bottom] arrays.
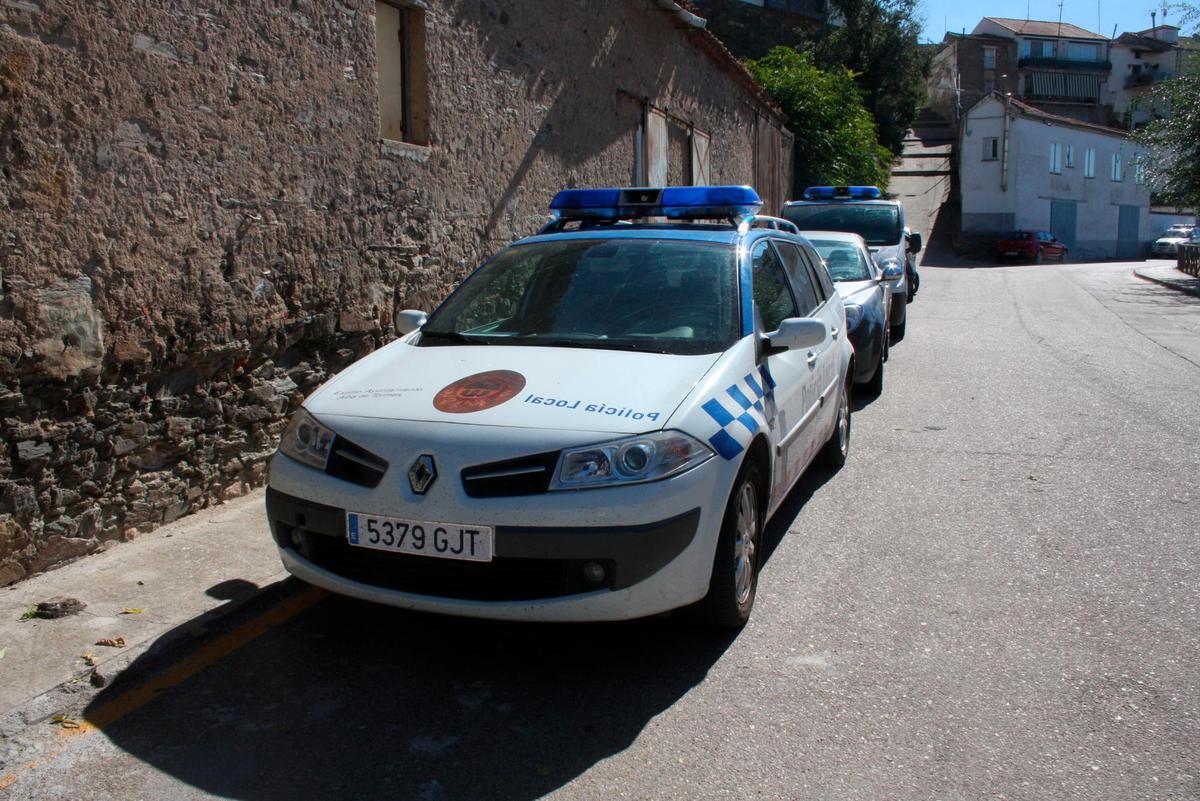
[[701, 366, 777, 460]]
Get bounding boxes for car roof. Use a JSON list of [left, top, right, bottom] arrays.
[[782, 198, 899, 208], [797, 230, 868, 246], [516, 224, 781, 247]]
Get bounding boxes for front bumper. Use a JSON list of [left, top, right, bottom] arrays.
[[265, 417, 736, 620], [268, 486, 699, 599]]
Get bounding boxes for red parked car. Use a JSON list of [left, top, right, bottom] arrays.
[[995, 230, 1068, 264]]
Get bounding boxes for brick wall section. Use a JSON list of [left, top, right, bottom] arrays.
[[0, 0, 791, 583]]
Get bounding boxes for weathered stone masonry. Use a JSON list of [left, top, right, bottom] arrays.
[[0, 0, 791, 583]]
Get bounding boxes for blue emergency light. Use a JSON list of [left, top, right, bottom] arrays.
[[549, 185, 762, 222], [803, 185, 883, 200]]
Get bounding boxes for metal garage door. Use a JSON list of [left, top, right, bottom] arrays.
[[1117, 205, 1141, 260], [1050, 200, 1077, 250]]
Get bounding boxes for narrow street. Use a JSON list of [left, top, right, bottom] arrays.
[[4, 258, 1198, 801]]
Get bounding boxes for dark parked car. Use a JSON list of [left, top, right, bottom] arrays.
[[801, 231, 891, 396], [995, 231, 1067, 263]]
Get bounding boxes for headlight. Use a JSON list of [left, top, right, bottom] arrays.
[[551, 431, 713, 490], [844, 303, 863, 331], [278, 408, 336, 470]]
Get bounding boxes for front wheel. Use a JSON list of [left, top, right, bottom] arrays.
[[819, 377, 852, 468], [694, 462, 763, 628], [1034, 249, 1044, 265], [863, 341, 884, 397]]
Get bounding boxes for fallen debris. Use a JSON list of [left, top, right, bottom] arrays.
[[95, 637, 125, 648], [32, 597, 88, 619]]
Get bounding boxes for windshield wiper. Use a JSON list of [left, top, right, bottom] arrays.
[[419, 330, 489, 346]]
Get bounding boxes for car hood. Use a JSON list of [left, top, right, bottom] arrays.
[[1156, 236, 1188, 244], [305, 339, 722, 434], [834, 279, 877, 301]]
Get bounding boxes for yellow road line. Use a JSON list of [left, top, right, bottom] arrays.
[[71, 584, 328, 734]]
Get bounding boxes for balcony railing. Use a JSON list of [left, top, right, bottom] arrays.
[[1125, 71, 1173, 88], [1018, 56, 1112, 71]]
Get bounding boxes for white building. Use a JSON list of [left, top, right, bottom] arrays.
[[959, 94, 1150, 259], [1106, 26, 1186, 128]]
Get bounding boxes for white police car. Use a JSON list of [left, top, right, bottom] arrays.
[[781, 186, 920, 341], [266, 186, 854, 627]]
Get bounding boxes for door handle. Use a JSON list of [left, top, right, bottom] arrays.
[[806, 352, 818, 366], [830, 327, 839, 340]]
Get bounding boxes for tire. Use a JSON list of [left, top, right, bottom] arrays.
[[863, 341, 884, 397], [1034, 249, 1044, 265], [890, 319, 906, 342], [695, 461, 763, 628], [819, 376, 852, 468]]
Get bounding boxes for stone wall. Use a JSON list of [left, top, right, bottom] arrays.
[[0, 0, 790, 583]]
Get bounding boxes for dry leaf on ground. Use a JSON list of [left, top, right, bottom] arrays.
[[95, 637, 125, 648], [81, 651, 96, 666], [120, 608, 144, 615]]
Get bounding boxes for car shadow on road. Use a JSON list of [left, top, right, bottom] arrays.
[[82, 579, 742, 801], [759, 463, 839, 566]]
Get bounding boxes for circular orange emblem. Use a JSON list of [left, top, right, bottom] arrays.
[[433, 370, 526, 414]]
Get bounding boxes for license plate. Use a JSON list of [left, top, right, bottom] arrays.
[[1005, 251, 1018, 256], [346, 511, 493, 562]]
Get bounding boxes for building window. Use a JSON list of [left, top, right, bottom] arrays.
[[375, 1, 429, 146], [982, 137, 999, 160], [1111, 153, 1123, 182], [983, 46, 997, 69], [1049, 142, 1063, 174], [1065, 145, 1075, 168], [1134, 161, 1146, 184], [1083, 147, 1096, 178], [1022, 39, 1057, 58]]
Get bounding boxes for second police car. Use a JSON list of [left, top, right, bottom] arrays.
[[782, 186, 920, 341], [266, 186, 854, 627]]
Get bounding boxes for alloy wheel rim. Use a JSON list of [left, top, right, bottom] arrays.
[[733, 483, 758, 605]]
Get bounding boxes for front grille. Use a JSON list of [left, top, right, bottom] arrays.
[[325, 436, 388, 488], [461, 451, 559, 498], [297, 532, 613, 600]]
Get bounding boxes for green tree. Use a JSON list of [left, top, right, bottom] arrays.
[[747, 47, 893, 195], [811, 0, 929, 154], [1132, 8, 1200, 208]]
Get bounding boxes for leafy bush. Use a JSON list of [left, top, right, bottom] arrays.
[[746, 47, 894, 196]]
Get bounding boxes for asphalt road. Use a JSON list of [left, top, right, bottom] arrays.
[[7, 260, 1199, 801]]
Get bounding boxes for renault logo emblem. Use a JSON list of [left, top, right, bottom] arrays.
[[408, 455, 437, 495]]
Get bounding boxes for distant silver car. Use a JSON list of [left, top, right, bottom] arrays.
[[1152, 224, 1195, 256], [800, 230, 893, 396]]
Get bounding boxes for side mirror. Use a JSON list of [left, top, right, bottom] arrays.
[[880, 262, 904, 281], [766, 318, 828, 352], [395, 309, 428, 336], [907, 232, 923, 253]]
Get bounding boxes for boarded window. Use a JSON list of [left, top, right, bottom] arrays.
[[690, 129, 711, 186], [645, 107, 668, 186], [982, 137, 999, 160], [376, 2, 429, 145]]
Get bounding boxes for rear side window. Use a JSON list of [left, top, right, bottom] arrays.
[[773, 241, 820, 314], [800, 244, 835, 299], [750, 240, 799, 331]]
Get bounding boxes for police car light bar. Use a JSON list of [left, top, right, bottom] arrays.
[[803, 185, 883, 200], [549, 186, 763, 222]]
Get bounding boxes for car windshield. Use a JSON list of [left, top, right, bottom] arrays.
[[781, 203, 902, 246], [420, 238, 740, 355], [1004, 232, 1031, 240], [1165, 227, 1193, 237], [809, 239, 873, 281]]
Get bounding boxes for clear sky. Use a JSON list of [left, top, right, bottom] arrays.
[[918, 0, 1186, 43]]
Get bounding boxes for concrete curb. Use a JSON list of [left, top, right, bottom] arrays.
[[0, 573, 293, 743], [1134, 267, 1200, 299]]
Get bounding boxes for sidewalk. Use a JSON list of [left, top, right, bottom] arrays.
[[0, 491, 281, 726], [1134, 260, 1200, 298]]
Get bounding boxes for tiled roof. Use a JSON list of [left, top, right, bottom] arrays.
[[1116, 32, 1174, 52], [1005, 95, 1129, 137], [982, 17, 1109, 41]]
